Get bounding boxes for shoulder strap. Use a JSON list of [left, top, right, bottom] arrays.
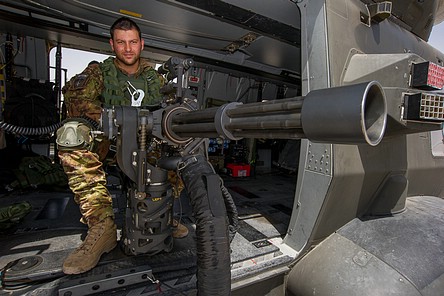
[[100, 57, 129, 106]]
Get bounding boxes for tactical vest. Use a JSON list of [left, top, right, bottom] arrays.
[[99, 57, 163, 107]]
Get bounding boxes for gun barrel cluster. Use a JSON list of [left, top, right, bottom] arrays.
[[168, 81, 387, 146]]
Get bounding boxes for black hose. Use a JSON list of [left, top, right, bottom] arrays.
[[221, 182, 238, 242], [179, 154, 232, 296], [0, 120, 63, 136], [158, 155, 238, 242], [0, 117, 99, 136]]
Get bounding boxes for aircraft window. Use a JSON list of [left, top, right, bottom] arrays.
[[49, 47, 108, 89], [50, 47, 163, 88]]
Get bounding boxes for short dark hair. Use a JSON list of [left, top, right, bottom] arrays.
[[88, 60, 99, 66], [110, 17, 141, 40]]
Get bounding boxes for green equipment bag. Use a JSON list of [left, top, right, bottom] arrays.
[[9, 155, 68, 190], [0, 201, 32, 230]]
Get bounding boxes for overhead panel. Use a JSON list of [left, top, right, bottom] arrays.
[[0, 0, 302, 81], [174, 0, 301, 46], [55, 0, 302, 75]]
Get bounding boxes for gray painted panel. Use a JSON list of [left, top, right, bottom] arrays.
[[304, 0, 444, 246], [284, 1, 337, 253], [338, 196, 444, 292], [285, 140, 332, 252], [287, 233, 421, 296]]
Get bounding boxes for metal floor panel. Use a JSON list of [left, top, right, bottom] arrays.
[[0, 171, 297, 295]]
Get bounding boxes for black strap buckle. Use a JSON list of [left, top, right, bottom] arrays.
[[177, 156, 198, 171]]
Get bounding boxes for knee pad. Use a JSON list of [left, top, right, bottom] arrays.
[[56, 120, 94, 151]]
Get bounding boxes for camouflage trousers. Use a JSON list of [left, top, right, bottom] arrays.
[[59, 149, 114, 227]]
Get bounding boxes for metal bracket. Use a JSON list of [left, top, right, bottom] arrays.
[[360, 1, 392, 26], [224, 32, 259, 53], [58, 265, 154, 296]]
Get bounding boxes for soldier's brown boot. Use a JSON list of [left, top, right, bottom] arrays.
[[172, 219, 189, 239], [63, 217, 117, 274]]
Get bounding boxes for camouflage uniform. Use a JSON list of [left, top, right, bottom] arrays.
[[59, 58, 165, 227]]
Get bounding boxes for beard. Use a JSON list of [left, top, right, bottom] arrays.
[[115, 51, 140, 67]]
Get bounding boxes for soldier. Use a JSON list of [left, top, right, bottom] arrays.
[[56, 17, 187, 275]]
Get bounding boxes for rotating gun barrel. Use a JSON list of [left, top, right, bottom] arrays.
[[163, 81, 387, 146]]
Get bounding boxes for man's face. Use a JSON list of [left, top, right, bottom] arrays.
[[110, 28, 144, 67]]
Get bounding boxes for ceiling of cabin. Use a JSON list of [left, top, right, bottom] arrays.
[[0, 0, 302, 86]]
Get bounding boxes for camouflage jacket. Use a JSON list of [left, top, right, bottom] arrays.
[[62, 57, 165, 122]]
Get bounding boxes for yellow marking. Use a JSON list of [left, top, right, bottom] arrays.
[[119, 9, 142, 18]]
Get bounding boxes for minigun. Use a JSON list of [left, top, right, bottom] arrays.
[[99, 58, 387, 295], [102, 79, 388, 169]]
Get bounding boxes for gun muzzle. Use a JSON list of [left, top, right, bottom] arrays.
[[301, 81, 387, 146]]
